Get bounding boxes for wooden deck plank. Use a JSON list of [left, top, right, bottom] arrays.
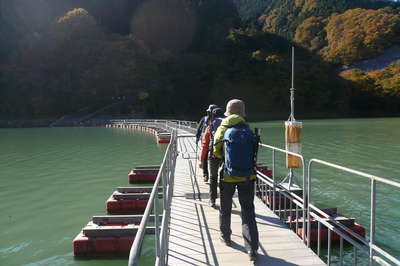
[[167, 132, 326, 266]]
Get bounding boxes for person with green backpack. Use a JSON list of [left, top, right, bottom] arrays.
[[213, 99, 259, 261]]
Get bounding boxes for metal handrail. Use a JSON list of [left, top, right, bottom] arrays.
[[258, 143, 307, 242], [308, 158, 400, 266], [128, 126, 178, 266], [126, 120, 196, 266], [106, 119, 197, 134], [166, 120, 197, 134], [116, 119, 400, 266]]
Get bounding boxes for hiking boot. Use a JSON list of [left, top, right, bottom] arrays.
[[209, 199, 216, 208], [220, 235, 231, 246], [248, 250, 257, 261]]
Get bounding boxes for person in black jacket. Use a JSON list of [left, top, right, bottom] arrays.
[[195, 104, 217, 182], [208, 107, 224, 208]]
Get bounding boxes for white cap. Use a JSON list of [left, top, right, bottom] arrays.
[[224, 99, 245, 117]]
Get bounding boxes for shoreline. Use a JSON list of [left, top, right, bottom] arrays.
[[0, 118, 57, 128], [1, 113, 400, 128]]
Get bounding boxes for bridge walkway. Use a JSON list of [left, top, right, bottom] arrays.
[[166, 132, 326, 266]]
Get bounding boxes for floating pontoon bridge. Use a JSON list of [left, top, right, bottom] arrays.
[[75, 118, 399, 266]]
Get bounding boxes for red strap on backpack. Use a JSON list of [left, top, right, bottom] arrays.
[[199, 126, 211, 167]]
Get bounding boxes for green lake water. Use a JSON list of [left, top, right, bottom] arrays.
[[253, 117, 400, 264], [0, 127, 165, 266], [1, 118, 399, 265]]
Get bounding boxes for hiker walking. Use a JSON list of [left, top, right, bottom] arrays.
[[207, 107, 224, 208], [213, 99, 259, 261], [196, 104, 218, 182]]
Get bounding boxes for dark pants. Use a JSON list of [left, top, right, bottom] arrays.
[[220, 180, 259, 252], [202, 151, 209, 178], [208, 157, 222, 201]]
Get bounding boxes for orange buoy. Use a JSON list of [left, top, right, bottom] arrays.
[[285, 121, 302, 168]]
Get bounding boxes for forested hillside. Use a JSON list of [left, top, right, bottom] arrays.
[[235, 0, 400, 115], [0, 0, 399, 121]]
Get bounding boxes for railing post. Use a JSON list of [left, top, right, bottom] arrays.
[[302, 159, 306, 245], [163, 156, 168, 210], [354, 246, 358, 265], [154, 185, 160, 261], [307, 161, 312, 247], [317, 221, 321, 255], [370, 179, 376, 265], [340, 236, 344, 266], [272, 149, 276, 212], [328, 229, 331, 265]]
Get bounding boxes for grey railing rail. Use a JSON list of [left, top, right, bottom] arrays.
[[106, 119, 197, 134], [128, 126, 178, 266], [166, 120, 197, 134], [257, 143, 308, 243], [308, 159, 400, 266], [113, 120, 399, 265]]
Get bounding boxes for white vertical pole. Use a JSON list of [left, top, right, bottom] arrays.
[[292, 46, 295, 89], [289, 46, 295, 122], [370, 180, 376, 265]]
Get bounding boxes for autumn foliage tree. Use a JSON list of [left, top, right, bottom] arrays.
[[340, 63, 400, 113], [294, 16, 327, 52], [369, 60, 400, 97], [324, 8, 400, 64], [258, 0, 386, 38]]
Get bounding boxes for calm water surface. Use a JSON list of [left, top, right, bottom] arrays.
[[1, 118, 400, 265], [0, 127, 165, 266], [253, 117, 400, 263]]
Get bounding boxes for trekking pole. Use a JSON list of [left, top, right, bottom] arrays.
[[254, 128, 262, 197], [195, 140, 198, 178]]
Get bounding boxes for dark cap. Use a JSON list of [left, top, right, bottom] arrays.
[[206, 104, 218, 112], [212, 107, 224, 117]]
